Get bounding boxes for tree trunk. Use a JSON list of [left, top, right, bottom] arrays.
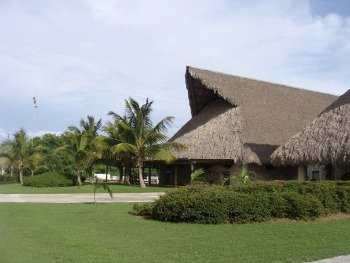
[[118, 164, 124, 182], [138, 158, 146, 188], [87, 165, 94, 180], [105, 165, 109, 182], [10, 166, 13, 177], [31, 170, 34, 176], [77, 170, 82, 186], [19, 167, 23, 185], [125, 162, 131, 185]]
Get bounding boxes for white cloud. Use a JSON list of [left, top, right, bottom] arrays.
[[0, 0, 349, 137]]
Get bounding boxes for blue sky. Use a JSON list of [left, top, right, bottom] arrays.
[[0, 0, 349, 139]]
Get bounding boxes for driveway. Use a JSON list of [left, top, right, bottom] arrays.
[[0, 192, 164, 203]]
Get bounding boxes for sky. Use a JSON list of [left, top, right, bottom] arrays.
[[0, 0, 350, 139]]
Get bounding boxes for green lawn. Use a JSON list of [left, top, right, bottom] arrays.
[[0, 203, 349, 263], [0, 183, 169, 194]]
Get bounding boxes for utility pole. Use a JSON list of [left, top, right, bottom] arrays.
[[32, 96, 38, 135]]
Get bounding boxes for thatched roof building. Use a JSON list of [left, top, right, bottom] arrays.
[[172, 66, 337, 165], [271, 89, 350, 166]]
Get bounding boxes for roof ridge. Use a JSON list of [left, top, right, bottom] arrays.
[[186, 65, 337, 98]]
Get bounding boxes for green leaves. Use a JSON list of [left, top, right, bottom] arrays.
[[106, 97, 183, 187], [91, 176, 113, 203]]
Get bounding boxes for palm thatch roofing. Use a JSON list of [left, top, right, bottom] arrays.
[[171, 66, 337, 165], [271, 89, 350, 166]]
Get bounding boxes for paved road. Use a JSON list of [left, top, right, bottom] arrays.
[[0, 193, 164, 203]]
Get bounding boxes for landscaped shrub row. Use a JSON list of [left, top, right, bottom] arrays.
[[0, 174, 19, 184], [133, 181, 350, 224], [23, 171, 74, 187]]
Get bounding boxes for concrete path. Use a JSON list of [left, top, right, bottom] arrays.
[[0, 193, 164, 203], [309, 255, 350, 263]]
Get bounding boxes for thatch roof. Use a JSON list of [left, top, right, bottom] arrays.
[[172, 66, 337, 165], [271, 89, 350, 166]]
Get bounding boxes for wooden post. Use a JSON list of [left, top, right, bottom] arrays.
[[191, 162, 195, 173], [298, 165, 307, 180], [148, 166, 152, 186], [174, 166, 178, 187]]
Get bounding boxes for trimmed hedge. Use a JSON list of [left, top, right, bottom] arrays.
[[133, 181, 350, 224], [0, 174, 19, 184], [23, 171, 74, 187]]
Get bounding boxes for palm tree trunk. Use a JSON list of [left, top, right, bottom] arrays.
[[19, 167, 23, 185], [138, 158, 146, 188], [10, 166, 13, 177], [125, 162, 131, 185], [77, 170, 82, 186], [118, 164, 123, 182]]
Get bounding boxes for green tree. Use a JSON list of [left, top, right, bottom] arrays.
[[0, 144, 16, 176], [68, 116, 104, 179], [57, 131, 89, 186], [59, 116, 103, 185], [0, 129, 42, 184], [25, 137, 47, 176], [38, 133, 75, 176], [108, 98, 184, 187], [104, 115, 133, 184]]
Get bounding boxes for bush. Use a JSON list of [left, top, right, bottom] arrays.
[[150, 189, 230, 224], [334, 186, 350, 212], [133, 181, 350, 224], [270, 192, 323, 219], [23, 171, 74, 187], [226, 192, 271, 223], [0, 174, 19, 184]]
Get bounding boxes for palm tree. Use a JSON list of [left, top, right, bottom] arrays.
[[58, 131, 89, 186], [104, 116, 133, 184], [68, 115, 102, 141], [59, 116, 103, 185], [0, 144, 16, 176], [108, 98, 184, 187], [1, 129, 32, 184]]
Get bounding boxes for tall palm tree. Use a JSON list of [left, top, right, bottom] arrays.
[[60, 116, 103, 185], [1, 129, 32, 184], [104, 116, 133, 184], [0, 144, 16, 176], [58, 131, 89, 186], [108, 98, 184, 187]]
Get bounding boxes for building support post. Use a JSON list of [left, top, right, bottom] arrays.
[[298, 165, 307, 180], [148, 166, 152, 186], [174, 166, 178, 187]]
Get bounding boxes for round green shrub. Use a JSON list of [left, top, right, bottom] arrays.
[[23, 171, 74, 187]]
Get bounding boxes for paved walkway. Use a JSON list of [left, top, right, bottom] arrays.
[[0, 193, 164, 203], [309, 255, 350, 263]]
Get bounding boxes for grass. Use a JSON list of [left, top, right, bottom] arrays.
[[0, 183, 170, 194], [0, 203, 349, 263]]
